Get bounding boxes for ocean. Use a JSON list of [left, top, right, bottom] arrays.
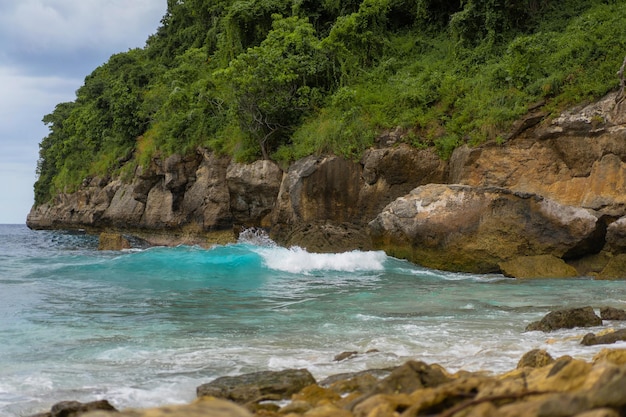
[[0, 224, 624, 416]]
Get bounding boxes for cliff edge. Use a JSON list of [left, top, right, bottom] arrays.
[[27, 92, 626, 277]]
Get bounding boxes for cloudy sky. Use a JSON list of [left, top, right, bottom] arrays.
[[0, 0, 166, 224]]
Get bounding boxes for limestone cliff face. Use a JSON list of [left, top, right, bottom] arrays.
[[26, 92, 626, 275]]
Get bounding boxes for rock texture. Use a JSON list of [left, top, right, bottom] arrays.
[[525, 307, 602, 332], [499, 255, 579, 279], [368, 184, 599, 273], [26, 92, 626, 275], [36, 351, 626, 417]]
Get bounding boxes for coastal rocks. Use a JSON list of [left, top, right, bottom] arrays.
[[449, 92, 626, 218], [499, 255, 579, 279], [29, 399, 116, 417], [269, 155, 364, 251], [581, 329, 626, 346], [226, 160, 282, 229], [596, 254, 626, 280], [97, 232, 130, 251], [525, 307, 602, 332], [80, 398, 252, 417], [600, 307, 626, 321], [196, 369, 316, 404], [368, 184, 599, 273], [32, 352, 626, 417], [517, 349, 555, 369]]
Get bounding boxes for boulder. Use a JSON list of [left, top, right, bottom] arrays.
[[597, 254, 626, 280], [499, 255, 579, 278], [606, 216, 626, 252], [196, 369, 316, 404], [97, 232, 130, 251], [600, 307, 626, 321], [369, 184, 599, 273], [525, 307, 602, 332], [581, 329, 626, 346], [517, 349, 555, 369], [29, 399, 116, 417]]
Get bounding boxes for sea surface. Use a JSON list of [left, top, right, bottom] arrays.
[[1, 224, 624, 416]]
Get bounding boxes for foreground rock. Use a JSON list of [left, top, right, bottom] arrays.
[[196, 369, 316, 405], [56, 349, 626, 417], [369, 184, 599, 273], [526, 307, 603, 332], [30, 400, 116, 417]]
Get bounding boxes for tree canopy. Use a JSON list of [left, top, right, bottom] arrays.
[[35, 0, 626, 205]]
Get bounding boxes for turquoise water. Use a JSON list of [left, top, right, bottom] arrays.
[[0, 224, 624, 416]]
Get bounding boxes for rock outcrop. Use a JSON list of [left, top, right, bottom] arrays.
[[368, 184, 599, 273], [27, 92, 626, 275]]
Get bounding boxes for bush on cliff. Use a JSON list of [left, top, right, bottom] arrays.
[[34, 0, 626, 205]]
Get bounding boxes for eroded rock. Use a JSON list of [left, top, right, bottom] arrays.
[[526, 307, 602, 332], [369, 184, 599, 273]]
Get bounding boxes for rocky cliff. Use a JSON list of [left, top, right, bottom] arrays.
[[27, 92, 626, 277]]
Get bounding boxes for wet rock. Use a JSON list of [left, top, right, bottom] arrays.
[[499, 255, 578, 279], [369, 184, 599, 273], [517, 349, 555, 369], [597, 254, 626, 280], [600, 306, 626, 320], [334, 351, 358, 362], [581, 329, 626, 346], [525, 307, 602, 332], [97, 232, 131, 251], [30, 399, 116, 417], [371, 360, 451, 395], [196, 369, 316, 404]]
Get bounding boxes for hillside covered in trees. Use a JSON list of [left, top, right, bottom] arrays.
[[34, 0, 626, 206]]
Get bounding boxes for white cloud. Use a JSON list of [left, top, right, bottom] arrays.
[[0, 1, 166, 223], [0, 0, 165, 54]]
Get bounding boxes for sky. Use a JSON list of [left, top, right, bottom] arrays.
[[0, 0, 166, 224]]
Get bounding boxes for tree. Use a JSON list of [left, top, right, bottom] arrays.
[[217, 14, 330, 160]]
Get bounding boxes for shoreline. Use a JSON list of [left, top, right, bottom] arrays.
[[29, 344, 626, 417]]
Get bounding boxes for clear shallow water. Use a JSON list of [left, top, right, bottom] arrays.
[[1, 224, 625, 416]]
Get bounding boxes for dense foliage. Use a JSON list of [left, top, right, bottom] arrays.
[[34, 0, 626, 205]]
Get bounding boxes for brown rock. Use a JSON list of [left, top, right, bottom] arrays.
[[517, 349, 555, 369], [369, 184, 599, 273], [600, 306, 626, 320], [196, 369, 316, 404], [581, 329, 626, 346], [597, 254, 626, 280], [593, 348, 626, 366], [226, 160, 283, 228], [34, 400, 117, 417], [587, 366, 626, 408], [97, 232, 131, 251], [499, 255, 579, 279], [575, 409, 621, 417], [334, 351, 359, 362], [525, 307, 602, 332], [81, 398, 252, 417]]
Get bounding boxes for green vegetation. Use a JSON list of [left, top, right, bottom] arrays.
[[34, 0, 626, 205]]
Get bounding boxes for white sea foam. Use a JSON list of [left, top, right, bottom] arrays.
[[256, 246, 388, 274]]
